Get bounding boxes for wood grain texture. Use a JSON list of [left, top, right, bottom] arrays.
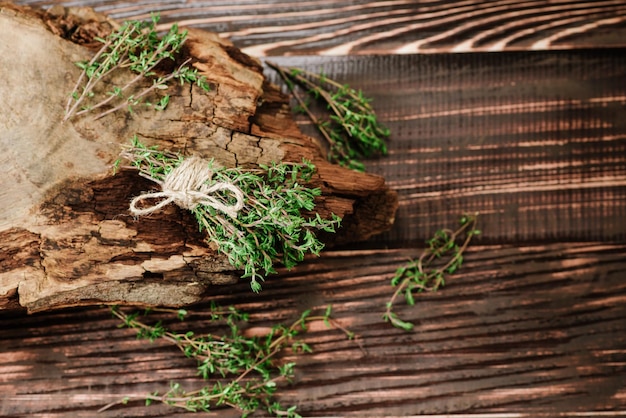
[[16, 0, 626, 55], [1, 243, 625, 416], [4, 2, 626, 416], [265, 51, 626, 245]]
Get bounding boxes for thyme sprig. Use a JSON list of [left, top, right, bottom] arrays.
[[65, 14, 209, 121], [384, 214, 481, 331], [267, 61, 389, 172], [121, 138, 341, 292], [100, 304, 352, 417]]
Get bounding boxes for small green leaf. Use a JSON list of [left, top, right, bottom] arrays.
[[250, 280, 262, 293], [392, 315, 414, 331], [404, 287, 415, 306]]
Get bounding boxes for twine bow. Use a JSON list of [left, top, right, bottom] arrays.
[[129, 156, 244, 218]]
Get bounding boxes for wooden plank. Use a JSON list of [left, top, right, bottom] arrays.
[[264, 51, 626, 245], [1, 243, 625, 416], [18, 0, 626, 55]]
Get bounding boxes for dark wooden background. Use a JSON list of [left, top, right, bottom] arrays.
[[2, 1, 626, 417]]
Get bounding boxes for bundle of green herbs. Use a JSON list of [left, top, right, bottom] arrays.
[[120, 138, 341, 292]]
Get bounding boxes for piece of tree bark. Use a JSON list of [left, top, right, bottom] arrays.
[[0, 4, 397, 313]]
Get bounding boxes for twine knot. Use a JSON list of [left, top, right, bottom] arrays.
[[129, 156, 244, 218]]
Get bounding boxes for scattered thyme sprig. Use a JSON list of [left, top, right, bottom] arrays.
[[121, 137, 341, 292], [100, 303, 352, 417], [65, 14, 209, 121], [267, 61, 389, 172], [384, 214, 481, 331]]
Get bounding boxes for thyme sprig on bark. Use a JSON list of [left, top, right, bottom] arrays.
[[121, 138, 341, 292], [267, 61, 389, 172], [65, 14, 209, 121]]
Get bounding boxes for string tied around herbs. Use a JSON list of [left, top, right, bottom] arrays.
[[129, 156, 245, 219]]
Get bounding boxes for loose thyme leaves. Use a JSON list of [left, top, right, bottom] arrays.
[[102, 304, 351, 417], [384, 214, 481, 331], [122, 138, 341, 292]]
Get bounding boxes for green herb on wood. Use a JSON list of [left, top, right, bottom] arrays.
[[120, 137, 341, 292], [384, 214, 481, 331], [267, 61, 389, 172], [100, 303, 352, 417], [65, 14, 209, 121]]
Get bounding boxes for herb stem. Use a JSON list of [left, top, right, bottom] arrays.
[[384, 214, 480, 331]]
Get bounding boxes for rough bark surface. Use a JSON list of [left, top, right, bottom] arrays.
[[0, 4, 397, 313]]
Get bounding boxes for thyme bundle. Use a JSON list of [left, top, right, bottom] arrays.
[[121, 138, 341, 292]]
